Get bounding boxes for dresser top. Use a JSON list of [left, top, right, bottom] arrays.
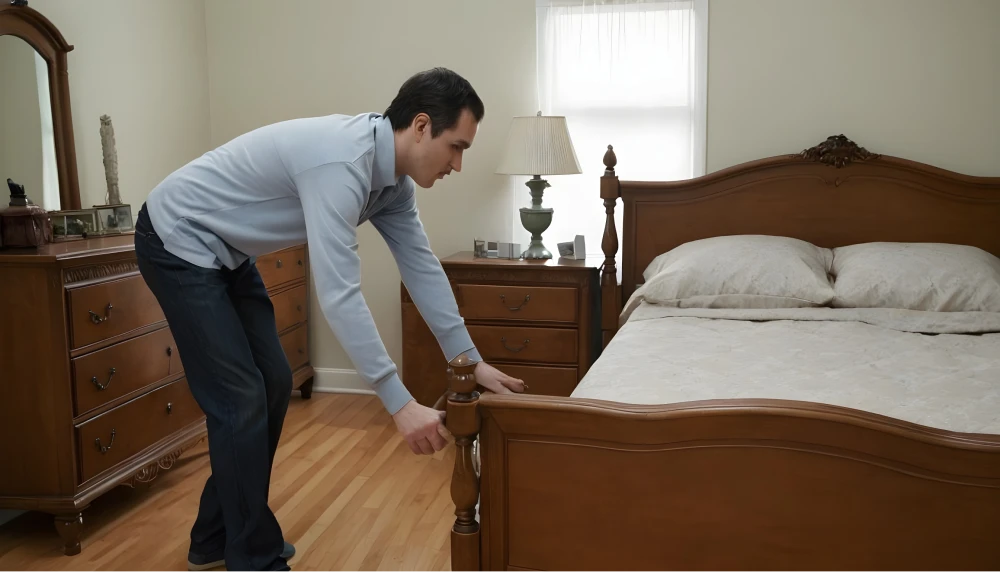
[[0, 234, 135, 263]]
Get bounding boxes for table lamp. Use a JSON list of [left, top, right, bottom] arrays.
[[496, 111, 582, 259]]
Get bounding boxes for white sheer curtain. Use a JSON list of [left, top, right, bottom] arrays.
[[513, 0, 708, 257]]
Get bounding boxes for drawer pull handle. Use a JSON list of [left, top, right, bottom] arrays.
[[501, 336, 530, 353], [276, 259, 283, 268], [90, 367, 116, 391], [297, 305, 302, 312], [88, 303, 113, 324], [499, 294, 530, 311], [297, 259, 303, 266], [166, 402, 172, 414], [95, 429, 116, 454], [166, 346, 173, 357]]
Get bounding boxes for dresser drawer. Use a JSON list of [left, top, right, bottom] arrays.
[[280, 324, 309, 370], [76, 377, 202, 484], [458, 284, 577, 323], [492, 364, 578, 397], [272, 284, 307, 333], [72, 327, 182, 416], [68, 275, 165, 349], [257, 246, 306, 290], [468, 325, 577, 365]]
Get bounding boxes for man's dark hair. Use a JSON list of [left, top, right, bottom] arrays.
[[384, 67, 485, 137]]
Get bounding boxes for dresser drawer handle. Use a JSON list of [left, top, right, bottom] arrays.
[[166, 402, 172, 414], [95, 429, 116, 454], [499, 294, 530, 311], [90, 367, 116, 391], [501, 336, 530, 353], [88, 303, 113, 324], [297, 259, 303, 266]]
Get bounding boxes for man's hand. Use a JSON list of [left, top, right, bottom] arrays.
[[392, 400, 450, 455], [474, 361, 528, 395]]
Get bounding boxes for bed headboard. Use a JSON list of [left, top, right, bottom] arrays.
[[597, 135, 1000, 344]]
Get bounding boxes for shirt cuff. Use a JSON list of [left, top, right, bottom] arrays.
[[438, 326, 482, 364], [374, 373, 413, 415]]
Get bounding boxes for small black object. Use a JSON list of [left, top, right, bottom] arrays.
[[7, 178, 28, 207], [11, 0, 29, 7]]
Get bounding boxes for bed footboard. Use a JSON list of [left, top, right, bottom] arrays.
[[447, 375, 1000, 570]]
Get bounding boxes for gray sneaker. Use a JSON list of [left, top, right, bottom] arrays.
[[187, 541, 295, 570]]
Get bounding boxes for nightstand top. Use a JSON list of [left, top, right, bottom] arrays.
[[441, 251, 604, 270]]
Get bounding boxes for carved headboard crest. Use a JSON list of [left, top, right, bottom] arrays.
[[799, 135, 880, 169]]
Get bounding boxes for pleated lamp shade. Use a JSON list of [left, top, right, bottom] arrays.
[[495, 112, 582, 176]]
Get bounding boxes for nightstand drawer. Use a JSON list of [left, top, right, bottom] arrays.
[[458, 284, 577, 323], [492, 364, 578, 397], [468, 325, 577, 365]]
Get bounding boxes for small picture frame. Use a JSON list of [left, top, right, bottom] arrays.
[[473, 238, 486, 258], [557, 234, 587, 260], [92, 203, 134, 235], [51, 208, 99, 241]]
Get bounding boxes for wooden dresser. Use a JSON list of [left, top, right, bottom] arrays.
[[0, 236, 313, 556], [401, 251, 601, 407]]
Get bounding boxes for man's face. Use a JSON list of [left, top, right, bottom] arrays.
[[410, 108, 478, 188]]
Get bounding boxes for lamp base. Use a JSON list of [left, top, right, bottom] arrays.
[[519, 176, 553, 259], [519, 207, 553, 259]]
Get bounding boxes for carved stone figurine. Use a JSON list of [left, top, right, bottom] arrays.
[[100, 114, 121, 205]]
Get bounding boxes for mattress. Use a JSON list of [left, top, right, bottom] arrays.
[[571, 303, 1000, 435]]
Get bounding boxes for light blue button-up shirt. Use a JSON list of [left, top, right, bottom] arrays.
[[146, 112, 479, 413]]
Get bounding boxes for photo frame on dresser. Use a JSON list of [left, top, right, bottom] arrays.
[[0, 2, 314, 556]]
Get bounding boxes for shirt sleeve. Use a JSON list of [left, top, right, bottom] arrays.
[[294, 161, 414, 414], [370, 181, 482, 365]]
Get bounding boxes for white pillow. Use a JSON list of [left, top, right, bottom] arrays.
[[831, 242, 1000, 312], [638, 235, 835, 309]]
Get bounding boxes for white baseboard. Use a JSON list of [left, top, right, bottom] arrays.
[[312, 367, 374, 395]]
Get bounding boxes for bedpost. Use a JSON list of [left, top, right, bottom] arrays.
[[600, 145, 621, 348], [447, 354, 481, 570]]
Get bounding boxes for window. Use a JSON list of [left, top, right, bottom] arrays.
[[512, 0, 708, 259]]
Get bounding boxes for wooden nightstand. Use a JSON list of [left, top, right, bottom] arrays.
[[400, 251, 602, 407]]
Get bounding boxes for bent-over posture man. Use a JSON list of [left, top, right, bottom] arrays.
[[134, 67, 524, 571]]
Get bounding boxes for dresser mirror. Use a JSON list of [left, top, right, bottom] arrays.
[[0, 1, 81, 211]]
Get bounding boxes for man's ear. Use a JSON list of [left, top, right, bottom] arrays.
[[413, 113, 430, 142]]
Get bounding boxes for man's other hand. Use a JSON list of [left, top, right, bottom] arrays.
[[392, 400, 449, 455], [474, 361, 527, 395]]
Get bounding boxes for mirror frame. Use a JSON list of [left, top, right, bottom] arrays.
[[0, 2, 80, 210]]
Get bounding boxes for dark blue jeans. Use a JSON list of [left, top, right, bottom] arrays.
[[134, 204, 291, 571]]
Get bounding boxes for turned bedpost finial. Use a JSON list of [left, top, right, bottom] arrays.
[[446, 356, 481, 569], [603, 144, 617, 176]]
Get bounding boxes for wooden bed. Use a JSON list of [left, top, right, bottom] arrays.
[[443, 135, 1000, 571]]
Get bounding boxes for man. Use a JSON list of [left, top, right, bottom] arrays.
[[134, 67, 524, 571]]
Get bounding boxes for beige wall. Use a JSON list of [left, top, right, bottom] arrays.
[[27, 0, 211, 209], [205, 0, 1000, 377], [0, 37, 43, 205], [707, 0, 1000, 176], [205, 0, 535, 372], [12, 0, 994, 383]]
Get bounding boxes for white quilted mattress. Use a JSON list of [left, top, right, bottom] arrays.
[[572, 304, 1000, 435]]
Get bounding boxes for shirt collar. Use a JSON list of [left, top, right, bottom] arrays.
[[371, 114, 396, 191]]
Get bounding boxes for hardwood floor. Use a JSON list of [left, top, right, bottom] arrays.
[[0, 394, 456, 570]]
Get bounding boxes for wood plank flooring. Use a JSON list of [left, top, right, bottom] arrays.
[[0, 394, 456, 570]]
